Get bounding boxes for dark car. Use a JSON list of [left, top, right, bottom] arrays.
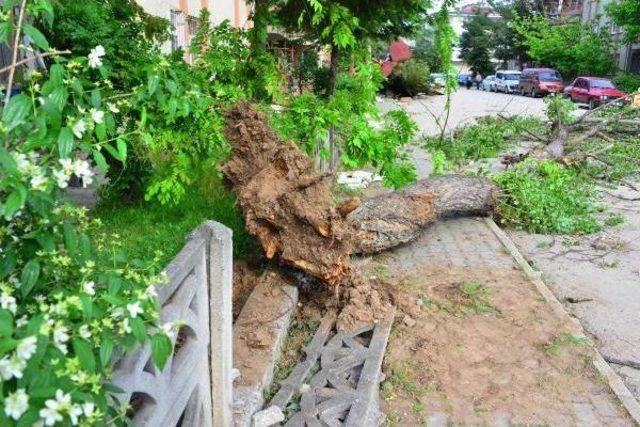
[[519, 68, 563, 97], [456, 73, 470, 86], [563, 77, 629, 109]]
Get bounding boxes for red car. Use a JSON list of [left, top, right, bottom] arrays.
[[564, 77, 628, 109]]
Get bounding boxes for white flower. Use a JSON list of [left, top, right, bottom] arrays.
[[17, 336, 37, 361], [14, 153, 30, 174], [16, 315, 28, 328], [39, 390, 70, 426], [53, 169, 70, 189], [69, 404, 82, 425], [121, 318, 132, 334], [0, 293, 17, 314], [78, 324, 91, 340], [126, 302, 143, 318], [4, 388, 28, 420], [81, 402, 94, 417], [30, 174, 47, 191], [107, 102, 119, 113], [89, 108, 104, 124], [82, 281, 95, 296], [0, 355, 26, 380], [53, 326, 69, 354], [73, 160, 93, 186], [160, 322, 176, 339], [87, 45, 105, 69], [72, 119, 87, 139]]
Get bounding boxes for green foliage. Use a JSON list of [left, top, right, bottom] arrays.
[[614, 74, 640, 94], [412, 27, 443, 72], [424, 116, 544, 166], [544, 93, 576, 128], [576, 136, 640, 181], [0, 2, 171, 424], [390, 59, 431, 96], [493, 160, 601, 234], [272, 55, 419, 189], [459, 13, 496, 76], [41, 0, 170, 87], [606, 0, 640, 43], [514, 15, 617, 79]]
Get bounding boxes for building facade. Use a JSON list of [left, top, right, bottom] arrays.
[[580, 0, 640, 73], [135, 0, 251, 60]]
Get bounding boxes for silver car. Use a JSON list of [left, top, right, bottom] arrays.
[[481, 75, 497, 91], [495, 70, 521, 93]]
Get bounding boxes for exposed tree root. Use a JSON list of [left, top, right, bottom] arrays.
[[222, 102, 498, 329]]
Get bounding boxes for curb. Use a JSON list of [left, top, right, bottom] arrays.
[[485, 218, 640, 425]]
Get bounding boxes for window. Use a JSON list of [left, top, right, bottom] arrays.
[[170, 10, 185, 52], [589, 79, 615, 89], [538, 71, 561, 81]]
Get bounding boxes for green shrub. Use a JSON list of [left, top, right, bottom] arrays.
[[493, 159, 601, 234], [391, 59, 431, 96], [614, 74, 640, 93]]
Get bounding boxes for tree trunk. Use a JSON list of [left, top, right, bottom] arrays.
[[347, 175, 499, 254], [326, 46, 341, 173]]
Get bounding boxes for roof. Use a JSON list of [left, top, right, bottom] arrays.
[[388, 40, 412, 62], [580, 76, 613, 81]]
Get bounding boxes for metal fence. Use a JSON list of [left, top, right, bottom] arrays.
[[112, 221, 233, 426]]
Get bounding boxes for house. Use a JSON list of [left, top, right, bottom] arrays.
[[580, 0, 640, 74], [135, 0, 252, 61]]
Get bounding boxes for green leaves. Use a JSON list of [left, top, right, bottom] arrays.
[[3, 185, 26, 220], [151, 333, 173, 371], [2, 94, 31, 131], [57, 127, 74, 157], [0, 21, 11, 44], [22, 23, 49, 50], [20, 259, 40, 297], [92, 148, 108, 171], [72, 339, 96, 372]]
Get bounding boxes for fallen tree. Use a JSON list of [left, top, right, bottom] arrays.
[[222, 103, 498, 326], [348, 176, 498, 254]]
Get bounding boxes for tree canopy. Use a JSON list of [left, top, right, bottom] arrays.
[[459, 13, 496, 76], [514, 15, 617, 78], [606, 0, 640, 43]]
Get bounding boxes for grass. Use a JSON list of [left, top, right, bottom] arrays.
[[92, 184, 260, 266], [545, 332, 590, 354], [381, 359, 431, 426]]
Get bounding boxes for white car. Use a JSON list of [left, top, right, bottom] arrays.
[[495, 70, 521, 93], [481, 75, 497, 91], [430, 73, 445, 87]]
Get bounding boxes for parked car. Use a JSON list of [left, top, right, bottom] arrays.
[[519, 68, 563, 97], [495, 70, 521, 93], [430, 73, 445, 87], [456, 73, 471, 86], [481, 75, 497, 91], [563, 77, 629, 109]]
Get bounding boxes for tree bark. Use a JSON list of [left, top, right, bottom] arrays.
[[347, 175, 499, 254]]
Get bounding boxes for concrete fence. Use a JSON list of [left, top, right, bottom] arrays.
[[112, 221, 233, 426]]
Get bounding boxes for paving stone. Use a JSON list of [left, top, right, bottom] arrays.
[[591, 393, 625, 419], [573, 402, 602, 427]]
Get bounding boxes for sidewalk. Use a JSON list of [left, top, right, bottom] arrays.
[[358, 217, 636, 426]]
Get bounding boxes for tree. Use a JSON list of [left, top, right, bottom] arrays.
[[607, 0, 640, 43], [413, 27, 443, 72], [489, 0, 544, 67], [459, 13, 496, 76], [40, 0, 170, 87], [514, 15, 617, 78]]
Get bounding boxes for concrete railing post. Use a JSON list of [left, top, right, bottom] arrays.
[[193, 221, 234, 427]]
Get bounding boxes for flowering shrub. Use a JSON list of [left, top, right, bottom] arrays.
[[1, 2, 172, 425]]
